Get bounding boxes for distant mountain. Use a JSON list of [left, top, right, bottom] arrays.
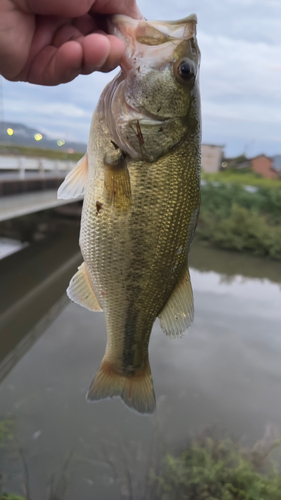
[[0, 121, 87, 153]]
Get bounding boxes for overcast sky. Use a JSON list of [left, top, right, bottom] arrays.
[[1, 0, 281, 158]]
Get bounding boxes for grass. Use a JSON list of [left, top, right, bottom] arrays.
[[0, 420, 14, 445], [0, 420, 25, 500], [0, 144, 83, 162], [201, 169, 281, 189], [0, 495, 26, 500]]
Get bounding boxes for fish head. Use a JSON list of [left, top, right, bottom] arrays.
[[107, 15, 201, 161]]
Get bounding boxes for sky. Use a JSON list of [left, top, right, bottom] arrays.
[[1, 0, 281, 158]]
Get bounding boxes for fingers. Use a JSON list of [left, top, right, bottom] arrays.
[[73, 13, 98, 35], [52, 14, 97, 45], [24, 0, 142, 20], [80, 33, 125, 74], [89, 0, 143, 19], [6, 0, 142, 85], [23, 0, 96, 18], [27, 40, 83, 85], [26, 33, 125, 85], [52, 24, 84, 48], [99, 35, 126, 73]]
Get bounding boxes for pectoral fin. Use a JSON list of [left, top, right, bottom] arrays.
[[57, 153, 88, 199], [158, 264, 194, 338], [67, 262, 102, 312], [104, 152, 131, 213]]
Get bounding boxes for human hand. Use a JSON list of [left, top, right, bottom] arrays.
[[0, 0, 142, 85]]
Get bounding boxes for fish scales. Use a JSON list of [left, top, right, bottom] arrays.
[[82, 127, 200, 354], [58, 14, 201, 413]]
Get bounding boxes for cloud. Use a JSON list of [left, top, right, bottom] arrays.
[[5, 98, 90, 119], [225, 0, 280, 6], [1, 0, 280, 157], [198, 28, 281, 154], [200, 31, 281, 105], [1, 69, 121, 141]]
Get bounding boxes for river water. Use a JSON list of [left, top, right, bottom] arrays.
[[0, 208, 281, 499]]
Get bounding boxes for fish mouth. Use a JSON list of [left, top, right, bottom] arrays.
[[123, 96, 168, 125], [107, 15, 138, 55], [108, 14, 198, 72], [108, 15, 138, 41], [108, 14, 197, 41]]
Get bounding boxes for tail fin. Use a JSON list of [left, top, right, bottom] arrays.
[[86, 358, 156, 414]]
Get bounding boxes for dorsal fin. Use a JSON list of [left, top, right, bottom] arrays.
[[57, 153, 88, 199]]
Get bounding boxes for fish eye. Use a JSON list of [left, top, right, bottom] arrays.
[[177, 60, 195, 81]]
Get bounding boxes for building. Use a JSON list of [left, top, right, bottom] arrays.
[[201, 144, 224, 173], [272, 155, 281, 175], [250, 154, 279, 179]]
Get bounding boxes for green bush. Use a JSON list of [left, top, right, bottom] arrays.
[[154, 437, 281, 500], [197, 183, 281, 260]]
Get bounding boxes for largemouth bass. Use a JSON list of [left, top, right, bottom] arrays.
[[58, 14, 201, 414]]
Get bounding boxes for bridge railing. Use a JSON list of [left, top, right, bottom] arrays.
[[0, 155, 76, 179]]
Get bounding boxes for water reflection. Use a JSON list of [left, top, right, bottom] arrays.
[[0, 237, 28, 259], [0, 210, 281, 498], [0, 206, 81, 382], [189, 239, 281, 285]]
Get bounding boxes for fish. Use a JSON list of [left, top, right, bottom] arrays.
[[58, 13, 201, 414]]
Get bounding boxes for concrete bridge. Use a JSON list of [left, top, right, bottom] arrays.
[[0, 153, 83, 384], [0, 154, 81, 221]]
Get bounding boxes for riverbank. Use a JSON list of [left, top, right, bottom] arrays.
[[201, 170, 281, 189], [197, 179, 281, 260]]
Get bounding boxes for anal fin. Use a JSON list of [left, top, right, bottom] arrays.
[[67, 262, 102, 312], [57, 153, 88, 199], [158, 264, 194, 338]]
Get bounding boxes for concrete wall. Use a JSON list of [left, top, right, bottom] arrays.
[[201, 144, 223, 173], [251, 155, 278, 179]]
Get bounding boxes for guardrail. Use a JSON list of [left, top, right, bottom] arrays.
[[0, 155, 76, 179]]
